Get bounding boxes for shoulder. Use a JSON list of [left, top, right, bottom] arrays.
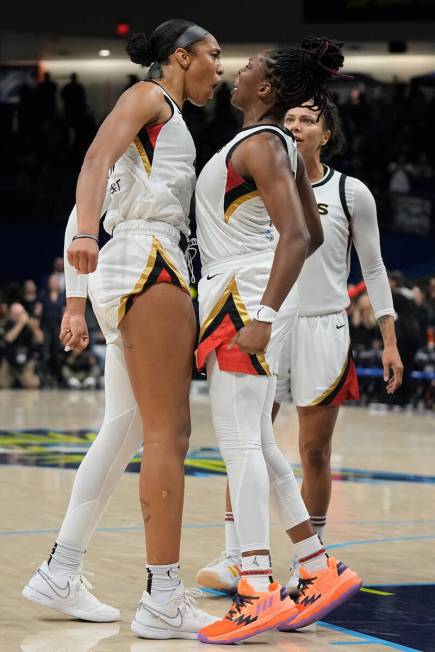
[[342, 174, 374, 201], [116, 81, 167, 113], [237, 129, 290, 161]]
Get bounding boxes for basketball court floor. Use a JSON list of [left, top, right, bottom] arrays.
[[1, 387, 434, 651]]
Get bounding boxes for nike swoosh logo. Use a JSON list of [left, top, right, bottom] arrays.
[[206, 273, 222, 280], [38, 569, 71, 599], [140, 603, 183, 628], [336, 324, 345, 329]]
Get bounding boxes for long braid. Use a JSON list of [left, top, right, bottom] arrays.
[[263, 37, 345, 119]]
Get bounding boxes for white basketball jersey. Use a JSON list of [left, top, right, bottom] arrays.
[[104, 82, 196, 237], [196, 125, 297, 268], [298, 165, 355, 316]]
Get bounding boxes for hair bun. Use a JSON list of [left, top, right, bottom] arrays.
[[127, 32, 155, 66], [301, 36, 344, 77]]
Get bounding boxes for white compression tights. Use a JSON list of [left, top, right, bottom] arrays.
[[207, 353, 309, 553], [58, 343, 143, 547]]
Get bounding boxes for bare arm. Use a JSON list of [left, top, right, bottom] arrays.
[[69, 82, 171, 274], [295, 153, 324, 256], [228, 133, 310, 355], [4, 318, 28, 344], [232, 132, 310, 312]]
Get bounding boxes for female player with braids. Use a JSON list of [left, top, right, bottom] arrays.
[[23, 19, 223, 640], [195, 38, 361, 645]]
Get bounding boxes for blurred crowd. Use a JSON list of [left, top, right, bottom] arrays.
[[1, 73, 435, 223], [0, 257, 434, 409], [0, 257, 104, 390]]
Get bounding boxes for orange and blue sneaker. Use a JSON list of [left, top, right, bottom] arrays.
[[197, 578, 298, 644], [278, 557, 362, 631]]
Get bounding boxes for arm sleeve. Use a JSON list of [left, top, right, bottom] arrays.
[[64, 193, 111, 298], [348, 178, 395, 320]]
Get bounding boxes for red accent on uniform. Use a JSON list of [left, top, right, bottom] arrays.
[[225, 160, 246, 193], [156, 268, 172, 285], [146, 123, 164, 149], [348, 280, 366, 300], [196, 314, 260, 375], [331, 357, 360, 405]]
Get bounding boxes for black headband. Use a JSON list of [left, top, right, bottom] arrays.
[[172, 25, 209, 50]]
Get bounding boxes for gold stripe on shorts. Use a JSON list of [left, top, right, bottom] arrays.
[[309, 348, 349, 407]]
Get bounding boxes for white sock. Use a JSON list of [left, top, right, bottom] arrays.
[[225, 512, 241, 560], [146, 562, 181, 604], [293, 535, 328, 573], [47, 540, 85, 577], [311, 515, 327, 542], [241, 554, 272, 592]]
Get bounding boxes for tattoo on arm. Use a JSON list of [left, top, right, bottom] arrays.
[[378, 315, 396, 345]]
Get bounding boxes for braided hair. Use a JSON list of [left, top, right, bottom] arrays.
[[263, 37, 345, 119], [320, 100, 347, 160]]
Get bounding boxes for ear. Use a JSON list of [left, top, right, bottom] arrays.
[[174, 47, 191, 70], [321, 129, 332, 147], [257, 80, 272, 99]]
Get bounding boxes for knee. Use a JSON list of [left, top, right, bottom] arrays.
[[143, 420, 191, 460], [300, 440, 331, 472]]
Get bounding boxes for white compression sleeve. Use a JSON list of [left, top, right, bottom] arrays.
[[58, 343, 143, 547], [346, 178, 395, 319], [64, 194, 111, 299], [207, 353, 271, 552], [260, 376, 309, 530]]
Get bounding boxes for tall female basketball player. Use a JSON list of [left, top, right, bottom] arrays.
[[23, 19, 223, 640], [195, 39, 361, 645]]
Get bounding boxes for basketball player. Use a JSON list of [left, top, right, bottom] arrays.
[[23, 19, 223, 640], [195, 39, 361, 645], [196, 101, 403, 610]]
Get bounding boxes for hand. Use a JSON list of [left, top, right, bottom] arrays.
[[19, 311, 30, 326], [59, 311, 89, 353], [228, 320, 272, 355], [67, 238, 99, 274], [382, 344, 403, 394]]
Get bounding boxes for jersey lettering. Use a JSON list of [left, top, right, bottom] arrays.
[[318, 203, 328, 215]]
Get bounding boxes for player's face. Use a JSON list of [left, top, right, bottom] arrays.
[[231, 54, 268, 110], [285, 105, 330, 161], [184, 35, 223, 106]]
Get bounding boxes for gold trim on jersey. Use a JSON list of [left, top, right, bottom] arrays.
[[134, 137, 151, 176], [309, 348, 349, 406], [224, 191, 260, 223], [117, 236, 189, 325], [199, 276, 271, 376]]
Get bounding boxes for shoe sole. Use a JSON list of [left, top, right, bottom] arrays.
[[278, 577, 362, 631], [22, 585, 120, 623], [131, 618, 198, 640], [198, 605, 298, 644], [195, 571, 238, 593]]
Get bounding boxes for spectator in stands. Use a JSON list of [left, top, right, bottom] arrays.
[[428, 277, 435, 325], [60, 349, 101, 389], [413, 285, 430, 348], [388, 271, 422, 406], [36, 72, 58, 120], [61, 73, 87, 128], [21, 280, 42, 318], [0, 303, 44, 388], [38, 274, 65, 380], [388, 153, 413, 193]]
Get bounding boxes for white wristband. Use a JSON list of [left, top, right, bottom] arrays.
[[255, 305, 278, 324]]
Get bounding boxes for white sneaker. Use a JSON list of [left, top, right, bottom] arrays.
[[195, 551, 241, 592], [22, 561, 120, 622], [286, 556, 300, 597], [131, 583, 218, 640]]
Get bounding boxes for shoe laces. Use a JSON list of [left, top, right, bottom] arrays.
[[70, 573, 93, 592], [175, 588, 205, 616], [294, 576, 316, 603], [225, 592, 259, 621]]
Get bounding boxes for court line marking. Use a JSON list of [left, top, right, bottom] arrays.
[[360, 588, 394, 596], [327, 535, 435, 550], [319, 622, 422, 651]]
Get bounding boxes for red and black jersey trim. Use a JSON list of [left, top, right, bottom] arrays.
[[118, 236, 190, 325], [196, 278, 271, 376], [310, 347, 359, 406], [134, 122, 165, 176], [223, 160, 259, 223]]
